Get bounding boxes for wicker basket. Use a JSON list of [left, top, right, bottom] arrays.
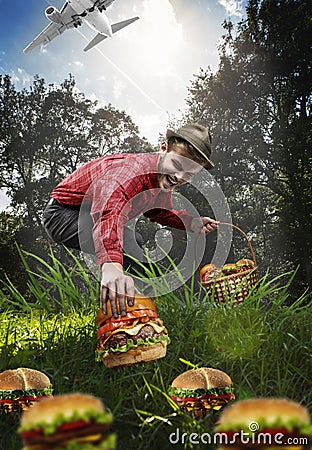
[[200, 223, 258, 305]]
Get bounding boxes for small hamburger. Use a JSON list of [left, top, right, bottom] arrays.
[[96, 294, 170, 368], [168, 367, 235, 417], [220, 264, 239, 276], [18, 393, 116, 450], [215, 398, 312, 449], [236, 259, 255, 272], [200, 264, 220, 283], [0, 368, 53, 414]]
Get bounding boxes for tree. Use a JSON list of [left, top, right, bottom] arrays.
[[183, 0, 311, 292]]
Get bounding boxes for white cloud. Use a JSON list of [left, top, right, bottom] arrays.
[[218, 0, 244, 17], [9, 67, 32, 88], [112, 77, 126, 99], [68, 60, 84, 69]]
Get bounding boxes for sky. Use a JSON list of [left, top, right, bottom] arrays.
[[0, 0, 246, 210]]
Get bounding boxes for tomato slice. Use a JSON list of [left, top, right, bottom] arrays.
[[58, 419, 90, 431], [97, 309, 158, 335], [20, 429, 43, 440], [0, 395, 51, 403], [171, 394, 233, 402], [20, 420, 91, 441]]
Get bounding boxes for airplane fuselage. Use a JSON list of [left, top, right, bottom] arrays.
[[68, 0, 112, 36]]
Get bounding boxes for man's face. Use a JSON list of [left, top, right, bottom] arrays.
[[158, 142, 204, 190]]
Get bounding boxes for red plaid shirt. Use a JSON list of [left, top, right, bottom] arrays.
[[51, 153, 194, 265]]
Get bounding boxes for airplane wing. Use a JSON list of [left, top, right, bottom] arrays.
[[23, 2, 79, 54], [83, 17, 139, 52]]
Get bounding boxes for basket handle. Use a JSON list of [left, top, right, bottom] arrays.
[[195, 222, 257, 274]]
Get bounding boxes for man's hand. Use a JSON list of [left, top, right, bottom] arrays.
[[101, 262, 135, 318], [191, 217, 219, 234]]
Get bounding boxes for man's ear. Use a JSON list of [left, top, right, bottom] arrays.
[[160, 141, 168, 153]]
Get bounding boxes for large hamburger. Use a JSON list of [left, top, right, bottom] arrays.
[[96, 294, 170, 368], [215, 398, 312, 449], [0, 368, 53, 414], [18, 393, 116, 450], [168, 367, 235, 417]]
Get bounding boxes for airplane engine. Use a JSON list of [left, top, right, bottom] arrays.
[[45, 6, 63, 24]]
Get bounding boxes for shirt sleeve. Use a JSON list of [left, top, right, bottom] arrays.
[[143, 191, 194, 231], [90, 163, 144, 266]]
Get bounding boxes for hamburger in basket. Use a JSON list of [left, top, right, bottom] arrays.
[[0, 367, 53, 414], [168, 367, 235, 418], [96, 294, 170, 368], [18, 393, 116, 450], [215, 398, 312, 449]]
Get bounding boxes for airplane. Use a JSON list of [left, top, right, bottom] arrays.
[[23, 0, 139, 53]]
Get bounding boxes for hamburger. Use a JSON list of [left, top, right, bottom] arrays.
[[200, 264, 220, 283], [236, 259, 255, 272], [168, 367, 235, 417], [220, 263, 239, 276], [0, 368, 53, 414], [18, 393, 116, 450], [215, 398, 312, 449], [96, 294, 170, 368]]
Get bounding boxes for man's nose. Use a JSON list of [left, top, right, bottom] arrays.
[[175, 172, 185, 182]]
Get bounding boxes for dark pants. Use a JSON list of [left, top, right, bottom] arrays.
[[42, 199, 147, 275]]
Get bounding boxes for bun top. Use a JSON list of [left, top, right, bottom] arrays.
[[20, 393, 105, 427], [236, 259, 254, 268], [222, 264, 237, 269], [199, 264, 218, 278], [218, 398, 310, 427], [97, 293, 157, 326], [0, 368, 51, 391], [172, 368, 233, 390]]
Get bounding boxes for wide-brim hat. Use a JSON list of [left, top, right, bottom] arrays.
[[166, 123, 214, 169]]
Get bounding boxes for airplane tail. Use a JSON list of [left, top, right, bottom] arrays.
[[83, 17, 139, 52]]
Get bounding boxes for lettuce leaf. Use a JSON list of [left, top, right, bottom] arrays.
[[168, 385, 234, 399], [0, 386, 53, 400], [95, 333, 170, 361]]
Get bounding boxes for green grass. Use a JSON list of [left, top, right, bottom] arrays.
[[0, 249, 311, 450]]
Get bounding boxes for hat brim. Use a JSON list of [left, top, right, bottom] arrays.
[[166, 129, 214, 169]]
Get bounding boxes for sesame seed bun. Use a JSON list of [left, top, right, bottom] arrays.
[[20, 393, 105, 428], [0, 368, 51, 391], [101, 341, 167, 369], [172, 367, 233, 390]]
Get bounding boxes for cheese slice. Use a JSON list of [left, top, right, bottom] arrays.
[[100, 321, 167, 346]]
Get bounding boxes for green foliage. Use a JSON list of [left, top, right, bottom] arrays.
[[0, 251, 311, 449], [183, 0, 312, 292], [0, 244, 99, 313]]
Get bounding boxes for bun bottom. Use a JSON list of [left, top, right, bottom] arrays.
[[102, 342, 167, 369], [0, 400, 36, 414], [174, 399, 225, 418]]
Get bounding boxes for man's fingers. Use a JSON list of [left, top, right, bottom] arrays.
[[126, 276, 135, 307], [108, 283, 119, 318], [117, 281, 127, 317], [101, 285, 108, 314], [100, 271, 136, 317]]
